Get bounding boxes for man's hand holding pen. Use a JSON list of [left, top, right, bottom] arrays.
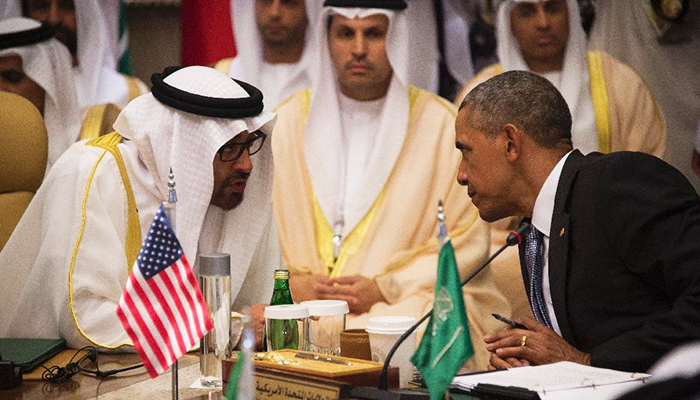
[[484, 316, 591, 370]]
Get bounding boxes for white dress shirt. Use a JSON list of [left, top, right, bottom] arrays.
[[530, 150, 573, 336]]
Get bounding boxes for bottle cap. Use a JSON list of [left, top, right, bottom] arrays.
[[273, 269, 289, 280], [264, 304, 310, 320], [300, 300, 349, 316], [199, 253, 230, 276]]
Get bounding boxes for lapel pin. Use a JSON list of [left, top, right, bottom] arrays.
[[560, 227, 565, 237]]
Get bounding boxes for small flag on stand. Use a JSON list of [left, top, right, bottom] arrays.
[[117, 204, 213, 378], [225, 314, 255, 400], [411, 201, 474, 399]]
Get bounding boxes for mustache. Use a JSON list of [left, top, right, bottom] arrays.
[[345, 59, 373, 70], [223, 171, 251, 186], [49, 24, 78, 55]]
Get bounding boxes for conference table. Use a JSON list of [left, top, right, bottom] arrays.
[[5, 350, 483, 400], [4, 352, 225, 400]]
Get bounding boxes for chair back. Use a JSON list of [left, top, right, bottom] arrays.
[[0, 92, 48, 251]]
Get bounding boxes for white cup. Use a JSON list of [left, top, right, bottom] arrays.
[[300, 300, 349, 356], [366, 316, 416, 388]]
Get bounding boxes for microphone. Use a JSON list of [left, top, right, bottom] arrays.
[[373, 221, 532, 392]]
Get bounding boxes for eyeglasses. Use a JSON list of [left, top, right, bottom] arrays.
[[217, 130, 267, 162]]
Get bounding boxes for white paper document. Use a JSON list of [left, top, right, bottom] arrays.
[[452, 362, 650, 395]]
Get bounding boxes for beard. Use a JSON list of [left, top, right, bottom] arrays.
[[222, 192, 244, 211], [259, 22, 306, 49], [211, 171, 250, 211], [52, 24, 78, 58]]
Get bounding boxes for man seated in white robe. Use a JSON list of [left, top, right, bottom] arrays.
[[215, 0, 318, 111], [272, 0, 512, 369], [0, 66, 281, 350], [0, 17, 82, 172]]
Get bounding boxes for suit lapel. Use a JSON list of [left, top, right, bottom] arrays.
[[547, 150, 585, 344]]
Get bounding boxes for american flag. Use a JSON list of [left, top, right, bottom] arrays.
[[117, 205, 213, 378]]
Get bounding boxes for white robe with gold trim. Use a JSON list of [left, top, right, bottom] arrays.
[[0, 139, 281, 350], [273, 86, 511, 369]]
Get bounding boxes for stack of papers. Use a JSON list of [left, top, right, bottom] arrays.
[[452, 362, 650, 399]]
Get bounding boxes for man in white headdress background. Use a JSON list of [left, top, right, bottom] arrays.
[[403, 0, 475, 99], [0, 66, 281, 350], [18, 0, 147, 109], [214, 0, 320, 111], [587, 0, 700, 192], [0, 17, 82, 171], [272, 0, 511, 369], [456, 0, 667, 159]]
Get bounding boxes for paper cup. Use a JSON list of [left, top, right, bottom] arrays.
[[366, 316, 416, 387], [340, 329, 372, 360]]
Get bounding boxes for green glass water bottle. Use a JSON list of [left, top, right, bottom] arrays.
[[265, 270, 299, 350]]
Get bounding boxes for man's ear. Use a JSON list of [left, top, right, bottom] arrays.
[[503, 123, 523, 161]]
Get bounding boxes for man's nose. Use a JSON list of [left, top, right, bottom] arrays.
[[46, 2, 61, 25], [269, 0, 282, 17], [457, 165, 469, 187], [235, 149, 254, 174], [352, 34, 367, 58], [533, 8, 551, 29], [0, 79, 18, 95]]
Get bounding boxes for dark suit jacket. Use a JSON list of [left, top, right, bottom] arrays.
[[519, 150, 700, 372]]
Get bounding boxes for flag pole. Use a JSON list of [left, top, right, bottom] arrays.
[[164, 168, 179, 400], [437, 199, 448, 248]]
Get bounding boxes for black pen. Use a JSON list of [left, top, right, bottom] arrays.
[[492, 313, 528, 330]]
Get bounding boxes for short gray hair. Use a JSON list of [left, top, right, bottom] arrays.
[[458, 71, 572, 148]]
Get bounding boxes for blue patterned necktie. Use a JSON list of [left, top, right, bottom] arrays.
[[525, 226, 553, 328]]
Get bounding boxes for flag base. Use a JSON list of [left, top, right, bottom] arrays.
[[350, 386, 431, 399]]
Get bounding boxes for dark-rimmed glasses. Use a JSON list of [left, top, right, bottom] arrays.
[[217, 130, 267, 162]]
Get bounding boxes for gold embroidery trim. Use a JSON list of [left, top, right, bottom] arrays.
[[124, 75, 142, 102], [68, 132, 140, 349], [87, 133, 142, 268], [313, 189, 387, 279], [310, 86, 424, 279], [587, 51, 611, 154], [79, 103, 123, 140]]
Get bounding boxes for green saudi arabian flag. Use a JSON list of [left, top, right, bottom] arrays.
[[411, 240, 473, 399], [117, 0, 132, 75]]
